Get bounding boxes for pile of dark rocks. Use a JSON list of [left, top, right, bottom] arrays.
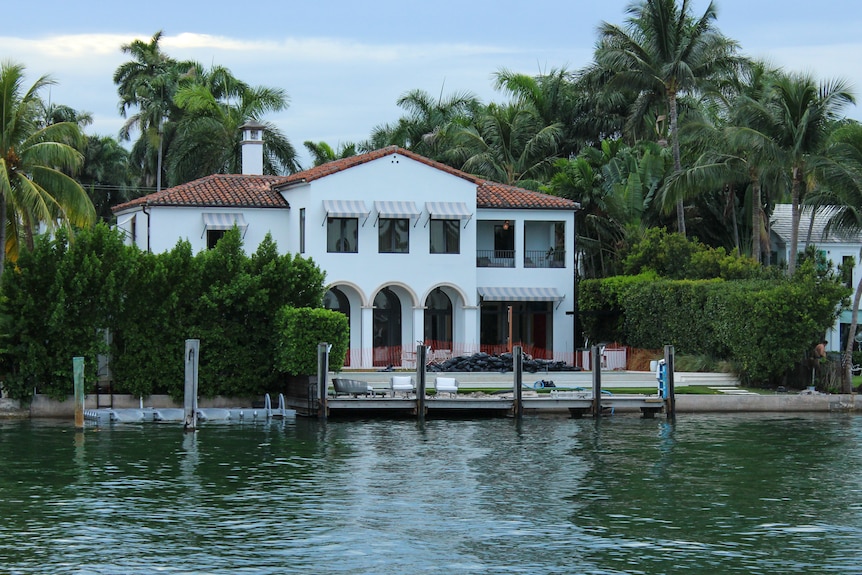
[[426, 352, 581, 373]]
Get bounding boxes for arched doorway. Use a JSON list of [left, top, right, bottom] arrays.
[[323, 287, 350, 366], [373, 287, 402, 367], [424, 288, 453, 354]]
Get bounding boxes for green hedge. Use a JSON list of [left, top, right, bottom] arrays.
[[579, 269, 848, 384], [0, 224, 328, 400]]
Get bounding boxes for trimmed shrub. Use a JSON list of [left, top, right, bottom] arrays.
[[579, 267, 848, 384], [274, 307, 349, 376]]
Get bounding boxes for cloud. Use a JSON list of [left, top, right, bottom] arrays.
[[163, 32, 515, 64], [0, 34, 132, 60]]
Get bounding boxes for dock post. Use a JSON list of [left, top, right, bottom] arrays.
[[664, 345, 676, 419], [591, 345, 602, 417], [183, 339, 200, 431], [73, 356, 85, 429], [317, 342, 331, 420], [513, 345, 523, 419], [416, 344, 427, 420]]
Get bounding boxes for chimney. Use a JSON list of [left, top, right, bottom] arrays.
[[239, 120, 265, 175]]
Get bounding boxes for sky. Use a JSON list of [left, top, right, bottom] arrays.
[[3, 0, 862, 168]]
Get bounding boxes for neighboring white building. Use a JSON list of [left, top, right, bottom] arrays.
[[771, 203, 862, 352], [113, 143, 580, 369]]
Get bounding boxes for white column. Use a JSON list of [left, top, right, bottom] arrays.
[[462, 305, 480, 355], [360, 305, 374, 369]]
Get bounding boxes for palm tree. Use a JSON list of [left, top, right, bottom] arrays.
[[494, 67, 581, 158], [303, 141, 358, 166], [661, 60, 787, 262], [0, 61, 95, 277], [113, 31, 195, 191], [446, 102, 562, 189], [367, 88, 480, 161], [167, 65, 299, 182], [591, 0, 740, 236], [735, 72, 854, 274], [79, 135, 134, 223]]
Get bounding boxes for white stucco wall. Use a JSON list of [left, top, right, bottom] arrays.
[[282, 155, 479, 306], [115, 206, 291, 254]]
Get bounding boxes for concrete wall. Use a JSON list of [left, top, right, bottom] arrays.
[[675, 393, 859, 412], [26, 394, 256, 418]]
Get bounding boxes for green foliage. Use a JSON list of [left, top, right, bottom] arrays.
[[623, 227, 763, 280], [579, 272, 658, 344], [580, 267, 849, 384], [0, 226, 327, 401], [111, 240, 198, 398], [0, 224, 132, 399], [274, 307, 349, 376]]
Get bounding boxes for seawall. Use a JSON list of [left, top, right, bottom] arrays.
[[2, 391, 860, 419]]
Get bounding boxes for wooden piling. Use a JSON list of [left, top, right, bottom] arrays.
[[317, 343, 330, 420], [513, 345, 523, 419], [183, 340, 199, 431], [664, 345, 676, 419], [73, 357, 85, 429], [591, 345, 602, 417], [416, 344, 427, 420]]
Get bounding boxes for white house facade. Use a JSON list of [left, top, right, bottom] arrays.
[[771, 203, 862, 353], [113, 146, 580, 369]]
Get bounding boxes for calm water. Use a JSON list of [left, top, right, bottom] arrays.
[[1, 413, 861, 575]]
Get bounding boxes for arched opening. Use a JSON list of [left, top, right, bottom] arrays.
[[424, 288, 453, 356], [373, 287, 402, 367], [323, 287, 351, 366]]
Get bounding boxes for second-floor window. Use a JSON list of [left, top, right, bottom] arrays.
[[327, 217, 358, 253], [430, 219, 460, 254], [207, 229, 226, 249], [379, 218, 409, 253], [299, 208, 306, 254]]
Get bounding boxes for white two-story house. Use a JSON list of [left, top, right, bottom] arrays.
[[771, 203, 862, 353], [113, 129, 580, 369]]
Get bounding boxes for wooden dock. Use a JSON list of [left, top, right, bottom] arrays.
[[291, 344, 678, 420]]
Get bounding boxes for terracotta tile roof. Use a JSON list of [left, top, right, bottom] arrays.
[[276, 145, 481, 187], [113, 174, 292, 212], [477, 181, 578, 210], [112, 146, 578, 213]]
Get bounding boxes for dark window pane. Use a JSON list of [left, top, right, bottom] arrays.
[[430, 219, 460, 254], [379, 218, 409, 253], [327, 217, 358, 253]]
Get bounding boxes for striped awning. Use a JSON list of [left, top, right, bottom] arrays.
[[374, 200, 420, 219], [202, 212, 248, 231], [323, 200, 370, 218], [425, 201, 472, 220], [478, 286, 564, 302]]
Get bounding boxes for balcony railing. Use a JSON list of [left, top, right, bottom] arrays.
[[476, 249, 566, 268], [524, 249, 566, 268], [476, 250, 515, 268]]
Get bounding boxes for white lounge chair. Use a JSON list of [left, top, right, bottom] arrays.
[[390, 375, 415, 398], [435, 377, 459, 398]]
